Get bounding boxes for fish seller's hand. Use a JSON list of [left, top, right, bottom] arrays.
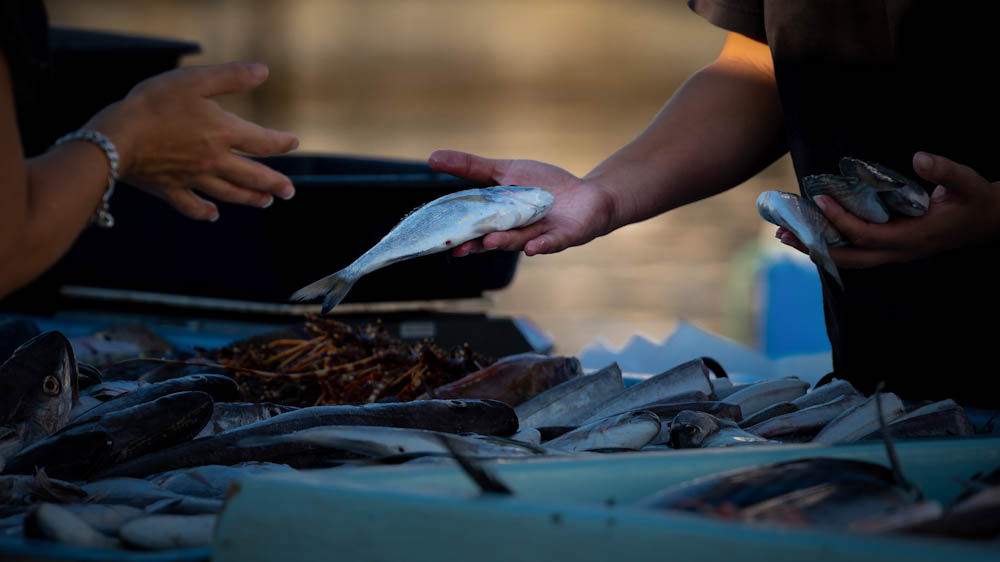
[[428, 149, 617, 256], [83, 62, 299, 221], [777, 152, 1000, 268]]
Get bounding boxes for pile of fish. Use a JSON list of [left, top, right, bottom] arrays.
[[756, 157, 930, 287], [0, 317, 995, 555]]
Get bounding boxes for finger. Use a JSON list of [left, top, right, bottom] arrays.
[[157, 187, 220, 221], [484, 221, 551, 252], [428, 149, 513, 184], [194, 175, 274, 208], [217, 154, 296, 199], [452, 239, 485, 257], [183, 62, 270, 98], [778, 231, 809, 254], [227, 116, 300, 157], [912, 152, 988, 198], [813, 195, 880, 245]]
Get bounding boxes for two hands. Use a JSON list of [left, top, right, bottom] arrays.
[[85, 61, 299, 222], [776, 152, 1000, 268], [428, 149, 619, 257]]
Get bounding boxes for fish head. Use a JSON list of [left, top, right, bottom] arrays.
[[669, 411, 719, 449], [839, 157, 929, 217], [878, 185, 929, 217], [490, 186, 555, 224], [0, 332, 79, 435]]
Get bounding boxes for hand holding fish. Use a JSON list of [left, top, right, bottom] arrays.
[[427, 149, 617, 256], [84, 62, 300, 221], [777, 152, 1000, 269]]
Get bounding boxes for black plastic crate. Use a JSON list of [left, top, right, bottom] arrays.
[[41, 154, 516, 306]]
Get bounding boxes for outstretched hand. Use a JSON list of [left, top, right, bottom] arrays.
[[428, 149, 618, 256], [85, 62, 299, 221], [776, 152, 1000, 267]]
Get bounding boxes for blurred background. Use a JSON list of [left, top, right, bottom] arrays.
[[45, 0, 807, 357]]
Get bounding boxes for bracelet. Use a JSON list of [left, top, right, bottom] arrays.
[[53, 129, 120, 228]]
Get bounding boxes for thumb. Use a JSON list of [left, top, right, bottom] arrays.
[[188, 62, 270, 98], [912, 151, 987, 199]]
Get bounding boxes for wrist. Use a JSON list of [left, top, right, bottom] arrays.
[[83, 100, 137, 181]]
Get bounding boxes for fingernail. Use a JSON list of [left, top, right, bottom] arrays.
[[248, 62, 268, 79], [814, 195, 829, 212], [280, 185, 296, 200], [260, 196, 274, 208], [931, 184, 947, 202], [209, 214, 220, 223], [914, 152, 933, 172]]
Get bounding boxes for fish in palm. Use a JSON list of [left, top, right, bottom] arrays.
[[292, 186, 555, 313]]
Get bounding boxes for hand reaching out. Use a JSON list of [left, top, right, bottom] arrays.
[[85, 62, 299, 221], [776, 152, 1000, 267], [428, 149, 619, 256]]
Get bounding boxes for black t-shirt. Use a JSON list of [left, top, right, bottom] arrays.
[[689, 0, 999, 406]]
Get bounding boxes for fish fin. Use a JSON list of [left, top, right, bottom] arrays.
[[435, 434, 513, 495], [290, 270, 358, 313], [874, 382, 921, 500], [809, 246, 844, 290]]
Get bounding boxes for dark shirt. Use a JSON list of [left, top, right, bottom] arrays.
[[690, 0, 1000, 406]]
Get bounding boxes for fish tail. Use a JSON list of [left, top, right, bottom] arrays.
[[810, 246, 844, 290], [290, 269, 359, 314]]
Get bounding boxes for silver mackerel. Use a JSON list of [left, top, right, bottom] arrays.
[[292, 186, 554, 312]]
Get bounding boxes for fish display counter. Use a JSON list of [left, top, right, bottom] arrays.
[[215, 438, 1000, 562]]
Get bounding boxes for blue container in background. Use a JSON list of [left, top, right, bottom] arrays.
[[754, 254, 831, 358]]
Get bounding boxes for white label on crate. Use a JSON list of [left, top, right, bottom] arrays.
[[399, 321, 436, 340]]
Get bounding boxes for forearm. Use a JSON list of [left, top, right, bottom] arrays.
[[0, 142, 109, 297], [585, 33, 786, 231]]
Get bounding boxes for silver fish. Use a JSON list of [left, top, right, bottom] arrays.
[[119, 514, 216, 550], [149, 463, 295, 499], [545, 411, 661, 453], [292, 186, 555, 313], [748, 393, 865, 440], [791, 379, 860, 410], [514, 363, 625, 428], [757, 191, 847, 288], [838, 157, 929, 217], [194, 402, 299, 439], [62, 504, 145, 535], [82, 477, 223, 515], [579, 359, 712, 424], [669, 411, 772, 449], [812, 392, 905, 444], [239, 425, 542, 459], [859, 399, 973, 441], [738, 401, 798, 428], [24, 503, 120, 550], [721, 377, 809, 418], [802, 174, 890, 223]]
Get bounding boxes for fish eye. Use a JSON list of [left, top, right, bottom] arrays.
[[42, 375, 62, 395], [683, 425, 698, 435], [100, 333, 114, 341]]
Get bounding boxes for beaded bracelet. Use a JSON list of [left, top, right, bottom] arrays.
[[53, 129, 120, 228]]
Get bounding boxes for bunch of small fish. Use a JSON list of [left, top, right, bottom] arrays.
[[756, 157, 930, 287]]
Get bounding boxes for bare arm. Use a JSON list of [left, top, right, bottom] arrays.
[[429, 32, 786, 255], [586, 32, 785, 228], [0, 53, 299, 298]]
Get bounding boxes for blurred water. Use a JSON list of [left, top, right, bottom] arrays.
[[47, 0, 802, 356]]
